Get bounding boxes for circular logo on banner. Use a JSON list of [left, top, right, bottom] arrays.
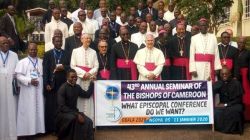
[[106, 106, 122, 122], [105, 86, 119, 100]]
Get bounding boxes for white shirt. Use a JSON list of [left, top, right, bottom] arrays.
[[71, 8, 87, 23], [163, 10, 175, 22], [131, 32, 146, 48], [44, 18, 68, 44]]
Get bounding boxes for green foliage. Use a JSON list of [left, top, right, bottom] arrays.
[[14, 14, 35, 40], [176, 0, 234, 33]]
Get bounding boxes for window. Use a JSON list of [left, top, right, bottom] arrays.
[[245, 0, 250, 18]]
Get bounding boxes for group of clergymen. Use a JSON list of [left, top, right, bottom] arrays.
[[0, 0, 250, 140]]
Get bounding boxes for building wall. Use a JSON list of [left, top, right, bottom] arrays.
[[217, 0, 250, 37]]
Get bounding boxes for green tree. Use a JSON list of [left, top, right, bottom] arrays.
[[175, 0, 234, 33]]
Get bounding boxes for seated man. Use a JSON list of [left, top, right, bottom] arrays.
[[56, 69, 94, 140], [213, 66, 244, 134]]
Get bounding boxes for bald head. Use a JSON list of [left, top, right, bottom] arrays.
[[237, 36, 247, 50], [28, 43, 38, 58], [53, 29, 63, 37], [73, 22, 83, 36]]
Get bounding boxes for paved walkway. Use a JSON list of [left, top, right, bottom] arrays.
[[34, 124, 250, 140]]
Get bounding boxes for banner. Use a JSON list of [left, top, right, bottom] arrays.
[[95, 80, 214, 126]]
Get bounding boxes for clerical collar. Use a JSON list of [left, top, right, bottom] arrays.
[[82, 46, 89, 50], [54, 48, 62, 52], [177, 35, 185, 39], [221, 43, 228, 47], [75, 34, 81, 38], [28, 56, 37, 61], [128, 25, 135, 28], [67, 81, 75, 86], [122, 41, 129, 45]]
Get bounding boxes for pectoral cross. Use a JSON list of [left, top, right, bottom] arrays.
[[180, 50, 184, 56], [125, 59, 129, 64]]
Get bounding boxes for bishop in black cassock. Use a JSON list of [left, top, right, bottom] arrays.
[[110, 28, 138, 80], [43, 36, 70, 133]]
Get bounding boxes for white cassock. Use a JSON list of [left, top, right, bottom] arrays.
[[69, 20, 98, 40], [0, 51, 18, 140], [15, 57, 44, 136], [44, 18, 69, 44], [131, 32, 146, 48], [70, 46, 99, 121], [133, 47, 165, 80], [189, 33, 222, 81], [163, 10, 175, 22], [45, 40, 65, 52], [71, 8, 87, 23]]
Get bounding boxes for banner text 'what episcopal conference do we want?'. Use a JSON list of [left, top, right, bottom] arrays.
[[95, 80, 214, 126]]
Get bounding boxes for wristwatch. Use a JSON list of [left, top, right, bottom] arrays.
[[224, 103, 228, 107]]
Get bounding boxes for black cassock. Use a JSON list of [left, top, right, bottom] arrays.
[[43, 49, 70, 133], [218, 44, 239, 79], [56, 82, 94, 140], [97, 53, 111, 80], [110, 41, 138, 80], [167, 35, 191, 80], [64, 35, 82, 61], [238, 49, 250, 120], [155, 39, 171, 80], [213, 79, 244, 134]]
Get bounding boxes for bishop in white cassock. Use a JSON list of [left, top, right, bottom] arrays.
[[15, 43, 45, 136], [131, 22, 147, 48], [189, 18, 221, 82], [134, 34, 165, 80], [0, 36, 19, 140], [45, 8, 68, 44], [70, 34, 99, 121]]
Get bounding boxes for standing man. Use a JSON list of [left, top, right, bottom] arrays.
[[71, 0, 86, 23], [168, 23, 191, 80], [237, 37, 250, 121], [42, 0, 55, 27], [60, 7, 73, 29], [0, 5, 21, 52], [93, 0, 107, 19], [218, 31, 239, 79], [15, 43, 45, 137], [109, 11, 120, 38], [110, 28, 138, 80], [134, 34, 165, 80], [163, 2, 175, 22], [43, 36, 70, 133], [65, 22, 83, 60], [131, 22, 147, 48], [225, 28, 238, 48], [155, 30, 171, 80], [45, 8, 68, 44], [70, 34, 99, 121], [86, 8, 99, 40], [0, 36, 19, 140], [189, 18, 221, 82], [141, 0, 158, 21], [97, 40, 110, 80]]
